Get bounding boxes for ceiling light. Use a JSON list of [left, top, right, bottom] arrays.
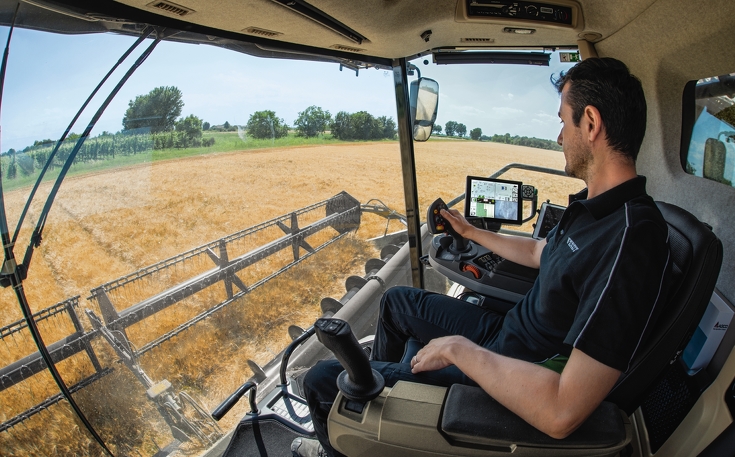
[[503, 27, 536, 34]]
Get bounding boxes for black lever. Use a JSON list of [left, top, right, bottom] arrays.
[[314, 318, 384, 402], [427, 198, 469, 253], [211, 381, 258, 421]]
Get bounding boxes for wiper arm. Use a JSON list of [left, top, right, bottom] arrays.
[[10, 25, 156, 246], [21, 32, 162, 271], [0, 2, 20, 270], [0, 3, 117, 455]]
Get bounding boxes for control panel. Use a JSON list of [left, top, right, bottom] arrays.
[[466, 1, 573, 26], [428, 233, 538, 304]]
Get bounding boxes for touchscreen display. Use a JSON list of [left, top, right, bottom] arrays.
[[533, 202, 566, 239], [465, 176, 523, 224]]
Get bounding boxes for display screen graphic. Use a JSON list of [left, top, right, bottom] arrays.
[[465, 176, 523, 224]]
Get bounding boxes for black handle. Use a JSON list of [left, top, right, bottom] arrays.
[[211, 381, 258, 421], [427, 198, 469, 253], [280, 325, 316, 385], [315, 318, 384, 402]]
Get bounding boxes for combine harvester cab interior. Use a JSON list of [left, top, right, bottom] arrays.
[[0, 1, 734, 457]]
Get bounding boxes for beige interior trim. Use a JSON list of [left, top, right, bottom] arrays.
[[577, 39, 598, 59], [634, 349, 735, 456]]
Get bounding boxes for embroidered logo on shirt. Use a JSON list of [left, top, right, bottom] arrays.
[[566, 237, 579, 252]]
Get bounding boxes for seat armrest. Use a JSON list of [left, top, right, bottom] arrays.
[[329, 381, 631, 457], [442, 384, 630, 451]]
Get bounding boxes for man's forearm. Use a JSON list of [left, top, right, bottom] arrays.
[[440, 338, 620, 439], [466, 227, 544, 268]]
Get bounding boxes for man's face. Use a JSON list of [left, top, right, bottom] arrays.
[[557, 84, 592, 181]]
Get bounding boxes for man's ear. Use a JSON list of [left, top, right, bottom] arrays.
[[582, 105, 604, 144]]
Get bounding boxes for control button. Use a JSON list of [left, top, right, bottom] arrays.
[[461, 263, 482, 279], [344, 399, 365, 414], [436, 224, 444, 231]]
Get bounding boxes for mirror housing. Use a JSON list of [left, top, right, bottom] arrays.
[[410, 77, 439, 142]]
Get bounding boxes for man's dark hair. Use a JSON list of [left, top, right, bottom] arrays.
[[552, 57, 647, 161]]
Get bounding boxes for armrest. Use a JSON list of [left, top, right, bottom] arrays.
[[328, 381, 632, 457], [442, 384, 630, 451]]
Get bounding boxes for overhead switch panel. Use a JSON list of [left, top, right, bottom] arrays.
[[467, 0, 573, 26]]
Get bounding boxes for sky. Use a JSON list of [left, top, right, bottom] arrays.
[[0, 26, 576, 153]]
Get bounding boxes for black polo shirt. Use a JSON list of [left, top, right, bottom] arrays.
[[492, 176, 671, 372]]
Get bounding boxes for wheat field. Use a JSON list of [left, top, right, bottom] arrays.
[[0, 140, 581, 456]]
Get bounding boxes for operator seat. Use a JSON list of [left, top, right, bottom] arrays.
[[327, 202, 723, 457]]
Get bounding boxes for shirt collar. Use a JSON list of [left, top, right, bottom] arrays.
[[571, 176, 648, 220]]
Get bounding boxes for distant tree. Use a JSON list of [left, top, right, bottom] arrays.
[[16, 153, 35, 176], [175, 114, 203, 147], [246, 111, 289, 139], [223, 121, 231, 130], [487, 132, 562, 151], [6, 155, 16, 179], [123, 86, 184, 133], [350, 111, 377, 140], [33, 139, 55, 148], [445, 121, 458, 136], [715, 105, 735, 128], [470, 127, 482, 141], [202, 121, 211, 131], [330, 111, 396, 140], [456, 123, 467, 137], [295, 105, 332, 138], [331, 111, 354, 140], [432, 124, 442, 134], [376, 116, 397, 140]]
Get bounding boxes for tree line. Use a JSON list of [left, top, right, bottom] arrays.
[[432, 121, 561, 151], [243, 106, 396, 141], [3, 87, 397, 179]]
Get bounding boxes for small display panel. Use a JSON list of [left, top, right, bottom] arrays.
[[532, 202, 566, 239], [464, 176, 523, 225]]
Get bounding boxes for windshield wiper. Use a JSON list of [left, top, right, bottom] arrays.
[[20, 30, 162, 272], [0, 14, 164, 455], [10, 25, 155, 247]]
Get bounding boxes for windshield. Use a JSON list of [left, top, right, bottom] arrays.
[[410, 53, 585, 294], [2, 7, 584, 455], [0, 19, 407, 456]]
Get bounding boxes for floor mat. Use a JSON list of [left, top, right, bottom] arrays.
[[222, 418, 307, 457]]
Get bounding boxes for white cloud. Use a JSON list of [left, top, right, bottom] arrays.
[[491, 107, 524, 117]]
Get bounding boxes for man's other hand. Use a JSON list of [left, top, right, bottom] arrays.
[[411, 335, 469, 374]]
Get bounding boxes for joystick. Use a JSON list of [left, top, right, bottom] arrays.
[[314, 318, 384, 402], [427, 198, 469, 252]]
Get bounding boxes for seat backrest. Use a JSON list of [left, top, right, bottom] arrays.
[[605, 202, 723, 415]]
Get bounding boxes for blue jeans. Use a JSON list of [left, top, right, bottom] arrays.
[[303, 286, 506, 457]]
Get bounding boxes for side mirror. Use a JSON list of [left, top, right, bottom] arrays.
[[410, 78, 439, 142]]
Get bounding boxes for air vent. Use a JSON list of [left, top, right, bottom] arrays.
[[578, 32, 602, 42], [243, 27, 284, 38], [147, 1, 194, 17], [330, 44, 365, 53], [460, 37, 495, 43]]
